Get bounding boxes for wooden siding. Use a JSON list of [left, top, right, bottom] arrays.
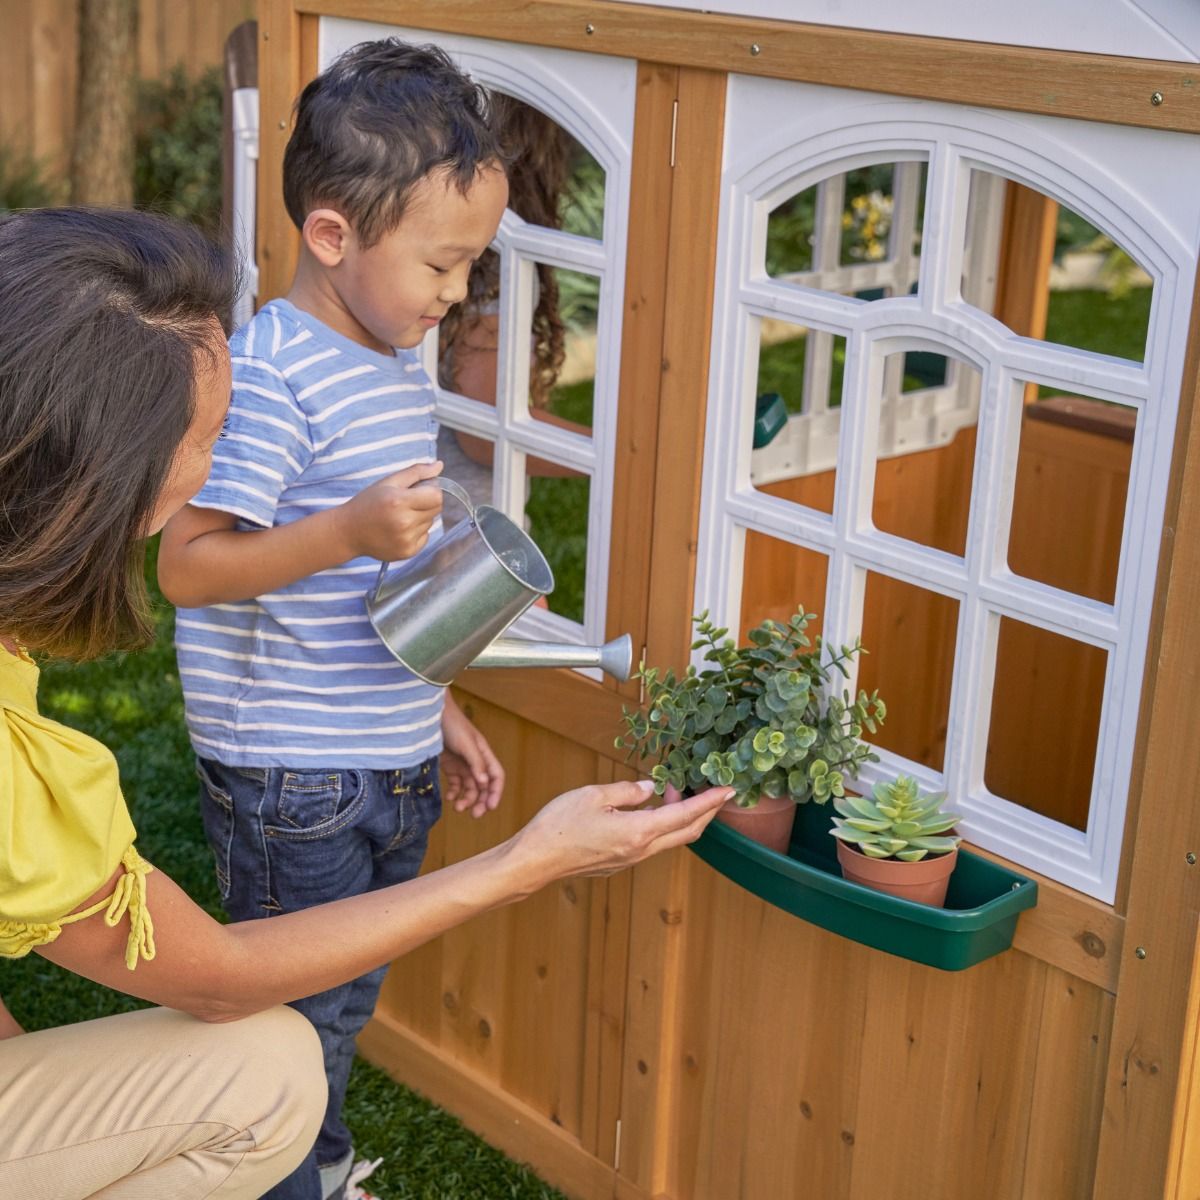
[[251, 5, 1200, 1198]]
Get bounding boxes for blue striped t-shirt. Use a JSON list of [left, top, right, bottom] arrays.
[[175, 299, 445, 769]]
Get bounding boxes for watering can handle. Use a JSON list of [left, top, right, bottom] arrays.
[[414, 475, 476, 519], [370, 476, 475, 601]]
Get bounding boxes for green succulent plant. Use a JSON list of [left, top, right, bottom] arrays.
[[617, 608, 886, 808], [831, 775, 962, 861]]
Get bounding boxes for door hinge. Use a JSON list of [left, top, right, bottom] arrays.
[[669, 98, 678, 167], [614, 1117, 623, 1170], [638, 645, 647, 705]]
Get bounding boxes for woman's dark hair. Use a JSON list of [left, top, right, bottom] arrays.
[[283, 38, 506, 247], [0, 207, 235, 659]]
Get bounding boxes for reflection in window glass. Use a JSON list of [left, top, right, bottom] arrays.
[[532, 264, 598, 431], [858, 571, 958, 772], [961, 171, 1152, 362], [440, 93, 606, 409], [491, 91, 606, 239], [986, 617, 1104, 831], [740, 532, 829, 644], [766, 161, 927, 297], [560, 143, 605, 240], [526, 469, 589, 624], [871, 351, 980, 557], [1007, 387, 1133, 605]]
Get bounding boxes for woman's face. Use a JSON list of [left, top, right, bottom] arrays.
[[146, 323, 232, 535]]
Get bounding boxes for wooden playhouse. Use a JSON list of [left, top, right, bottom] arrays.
[[250, 3, 1200, 1196]]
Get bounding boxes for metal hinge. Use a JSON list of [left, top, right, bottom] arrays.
[[614, 1117, 623, 1170], [669, 99, 678, 167], [638, 645, 647, 705]]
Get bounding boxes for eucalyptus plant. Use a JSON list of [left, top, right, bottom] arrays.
[[618, 609, 886, 808], [831, 775, 962, 861]]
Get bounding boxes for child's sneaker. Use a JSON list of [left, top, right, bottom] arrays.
[[343, 1156, 384, 1199]]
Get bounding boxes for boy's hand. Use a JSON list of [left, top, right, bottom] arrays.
[[442, 693, 505, 818], [336, 461, 444, 561]]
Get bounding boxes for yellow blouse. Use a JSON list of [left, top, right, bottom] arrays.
[[0, 649, 155, 969]]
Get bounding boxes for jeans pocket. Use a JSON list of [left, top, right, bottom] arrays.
[[384, 760, 443, 854], [267, 769, 367, 841], [196, 761, 235, 900]]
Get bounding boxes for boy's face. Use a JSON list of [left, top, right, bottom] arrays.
[[332, 165, 509, 353]]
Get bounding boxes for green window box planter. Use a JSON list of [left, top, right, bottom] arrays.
[[689, 799, 1038, 971]]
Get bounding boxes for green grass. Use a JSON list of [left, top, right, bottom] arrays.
[[1044, 285, 1152, 363], [0, 541, 565, 1200], [527, 376, 595, 625]]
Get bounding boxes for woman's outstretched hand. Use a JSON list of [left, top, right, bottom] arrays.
[[511, 779, 733, 884]]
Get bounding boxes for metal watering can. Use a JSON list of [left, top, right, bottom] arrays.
[[365, 478, 632, 687]]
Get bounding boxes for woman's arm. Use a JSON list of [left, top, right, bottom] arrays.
[[37, 781, 727, 1022], [0, 995, 23, 1038]]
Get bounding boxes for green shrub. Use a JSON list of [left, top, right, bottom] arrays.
[[0, 146, 55, 211], [134, 66, 223, 232]]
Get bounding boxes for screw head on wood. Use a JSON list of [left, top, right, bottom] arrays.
[[585, 23, 595, 34], [1188, 852, 1197, 865], [750, 43, 761, 56], [1151, 91, 1164, 106], [1135, 946, 1147, 959]]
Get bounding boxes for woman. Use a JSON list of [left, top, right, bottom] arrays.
[[0, 208, 729, 1199]]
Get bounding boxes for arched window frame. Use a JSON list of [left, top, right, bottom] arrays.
[[321, 20, 638, 655], [696, 76, 1198, 902]]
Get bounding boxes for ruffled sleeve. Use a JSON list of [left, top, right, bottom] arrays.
[[0, 698, 155, 970]]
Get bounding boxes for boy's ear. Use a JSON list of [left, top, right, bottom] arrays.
[[301, 209, 353, 267]]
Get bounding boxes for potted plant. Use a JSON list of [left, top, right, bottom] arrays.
[[617, 608, 886, 853], [830, 775, 963, 907]]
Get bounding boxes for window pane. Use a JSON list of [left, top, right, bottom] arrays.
[[766, 160, 927, 298], [986, 617, 1104, 831], [858, 572, 958, 772], [526, 466, 589, 625], [740, 532, 829, 644], [533, 264, 598, 431], [1008, 388, 1134, 604], [435, 424, 496, 520], [492, 92, 606, 240], [750, 321, 846, 516], [961, 171, 1152, 362], [871, 351, 980, 557]]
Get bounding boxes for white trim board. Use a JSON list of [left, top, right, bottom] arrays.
[[604, 0, 1200, 64]]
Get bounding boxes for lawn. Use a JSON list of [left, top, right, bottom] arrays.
[[0, 542, 566, 1200]]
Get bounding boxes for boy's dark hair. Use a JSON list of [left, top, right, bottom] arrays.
[[0, 207, 235, 659], [283, 38, 505, 247]]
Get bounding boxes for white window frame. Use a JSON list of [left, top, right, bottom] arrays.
[[751, 164, 1004, 486], [321, 20, 637, 657], [697, 76, 1200, 902]]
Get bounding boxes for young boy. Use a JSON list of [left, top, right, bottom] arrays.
[[158, 39, 510, 1200]]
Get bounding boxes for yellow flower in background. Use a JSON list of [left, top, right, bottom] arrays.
[[844, 189, 894, 261]]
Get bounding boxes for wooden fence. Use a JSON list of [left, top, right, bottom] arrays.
[[0, 0, 254, 180]]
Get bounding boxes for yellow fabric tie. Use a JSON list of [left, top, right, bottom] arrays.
[[0, 847, 156, 970]]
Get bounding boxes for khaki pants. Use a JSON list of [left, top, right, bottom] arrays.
[[0, 1005, 327, 1199]]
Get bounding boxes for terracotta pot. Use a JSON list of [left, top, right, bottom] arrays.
[[715, 793, 797, 854], [663, 785, 796, 854], [836, 839, 958, 907]]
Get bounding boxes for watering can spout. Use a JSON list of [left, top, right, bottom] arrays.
[[470, 633, 633, 682]]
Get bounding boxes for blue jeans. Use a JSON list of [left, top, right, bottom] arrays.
[[196, 757, 443, 1200]]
